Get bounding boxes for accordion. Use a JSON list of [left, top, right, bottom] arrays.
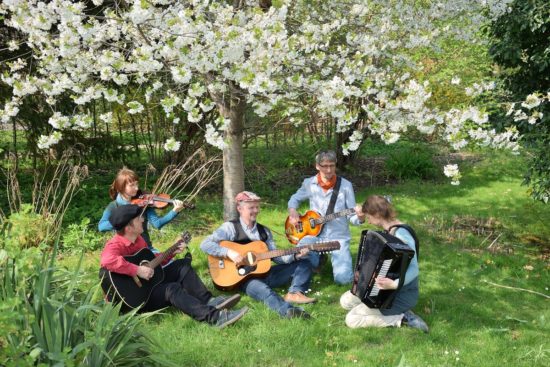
[[351, 230, 415, 309]]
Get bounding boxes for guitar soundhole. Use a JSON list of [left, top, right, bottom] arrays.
[[237, 252, 258, 276], [237, 264, 257, 276]]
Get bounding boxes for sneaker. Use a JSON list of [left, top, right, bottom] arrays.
[[284, 291, 317, 304], [215, 307, 249, 328], [285, 307, 311, 319], [207, 294, 241, 310], [402, 310, 429, 333]]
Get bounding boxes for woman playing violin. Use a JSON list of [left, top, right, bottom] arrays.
[[98, 168, 186, 251]]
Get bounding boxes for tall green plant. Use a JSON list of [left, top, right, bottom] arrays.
[[0, 243, 175, 366]]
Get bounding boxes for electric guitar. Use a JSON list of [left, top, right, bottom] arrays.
[[285, 208, 356, 244], [99, 231, 191, 310], [207, 240, 340, 290]]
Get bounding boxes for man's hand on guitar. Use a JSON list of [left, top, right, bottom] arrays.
[[227, 249, 244, 264], [355, 204, 366, 222], [375, 277, 398, 290], [288, 208, 301, 226], [295, 247, 310, 260], [173, 242, 187, 254], [137, 265, 154, 280]]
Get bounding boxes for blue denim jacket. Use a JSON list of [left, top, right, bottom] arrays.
[[287, 175, 363, 240]]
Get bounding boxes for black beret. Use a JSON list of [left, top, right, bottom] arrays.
[[109, 204, 143, 231]]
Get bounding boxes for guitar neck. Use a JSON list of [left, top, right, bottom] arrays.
[[256, 242, 339, 261], [316, 208, 356, 224], [148, 237, 189, 268]]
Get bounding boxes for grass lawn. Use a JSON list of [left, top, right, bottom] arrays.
[[67, 151, 549, 367]]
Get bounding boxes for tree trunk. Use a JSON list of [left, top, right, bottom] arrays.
[[211, 86, 247, 220], [12, 118, 18, 170]]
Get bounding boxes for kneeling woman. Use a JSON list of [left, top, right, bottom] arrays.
[[340, 195, 428, 332]]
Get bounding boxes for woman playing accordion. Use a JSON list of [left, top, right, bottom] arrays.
[[340, 195, 428, 332]]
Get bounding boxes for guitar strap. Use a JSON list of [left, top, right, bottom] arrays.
[[325, 176, 342, 216]]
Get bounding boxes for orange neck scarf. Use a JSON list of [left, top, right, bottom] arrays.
[[317, 173, 337, 192]]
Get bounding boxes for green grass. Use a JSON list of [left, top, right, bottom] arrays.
[[60, 149, 549, 367]]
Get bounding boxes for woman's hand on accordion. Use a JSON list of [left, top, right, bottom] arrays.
[[375, 277, 399, 290]]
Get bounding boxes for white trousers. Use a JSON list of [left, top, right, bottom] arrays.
[[340, 291, 403, 328]]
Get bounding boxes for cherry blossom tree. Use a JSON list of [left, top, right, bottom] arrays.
[[0, 0, 519, 218]]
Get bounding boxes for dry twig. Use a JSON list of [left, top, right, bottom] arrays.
[[483, 280, 550, 299]]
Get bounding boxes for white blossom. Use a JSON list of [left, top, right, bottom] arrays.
[[444, 164, 459, 177], [100, 112, 113, 124], [127, 101, 144, 114], [37, 131, 62, 150], [187, 108, 203, 123], [444, 164, 461, 186], [48, 112, 71, 129], [1, 100, 20, 123], [7, 39, 19, 51], [205, 124, 226, 150], [342, 130, 363, 156], [521, 93, 541, 109], [0, 0, 521, 178], [161, 94, 181, 115], [163, 137, 181, 152]]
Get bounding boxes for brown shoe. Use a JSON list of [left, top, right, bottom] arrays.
[[284, 292, 317, 304]]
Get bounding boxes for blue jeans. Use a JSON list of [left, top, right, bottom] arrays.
[[240, 260, 312, 317], [298, 235, 353, 285]]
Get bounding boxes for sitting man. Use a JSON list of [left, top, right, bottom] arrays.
[[100, 204, 248, 328], [200, 191, 315, 319]]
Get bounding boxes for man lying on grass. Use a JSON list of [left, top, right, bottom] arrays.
[[100, 204, 248, 328]]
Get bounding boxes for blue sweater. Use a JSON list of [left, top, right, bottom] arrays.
[[380, 227, 420, 316], [98, 194, 178, 250]]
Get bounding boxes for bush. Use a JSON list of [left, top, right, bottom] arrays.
[[0, 248, 173, 366], [61, 217, 104, 253], [385, 145, 438, 181], [3, 204, 54, 252]]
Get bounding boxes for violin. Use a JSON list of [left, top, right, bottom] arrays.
[[131, 193, 195, 210]]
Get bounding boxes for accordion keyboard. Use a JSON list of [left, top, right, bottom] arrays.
[[368, 259, 393, 296]]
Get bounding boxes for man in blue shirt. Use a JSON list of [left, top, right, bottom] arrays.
[[288, 150, 365, 285]]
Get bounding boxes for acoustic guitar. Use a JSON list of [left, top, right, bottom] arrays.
[[99, 231, 191, 310], [285, 208, 356, 244], [207, 240, 340, 290]]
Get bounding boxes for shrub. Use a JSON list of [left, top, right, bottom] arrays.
[[385, 145, 438, 181], [61, 217, 104, 252], [0, 239, 174, 366], [3, 204, 54, 252]]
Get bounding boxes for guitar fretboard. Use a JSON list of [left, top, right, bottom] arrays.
[[148, 233, 190, 269], [315, 208, 356, 225], [256, 242, 340, 261]]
